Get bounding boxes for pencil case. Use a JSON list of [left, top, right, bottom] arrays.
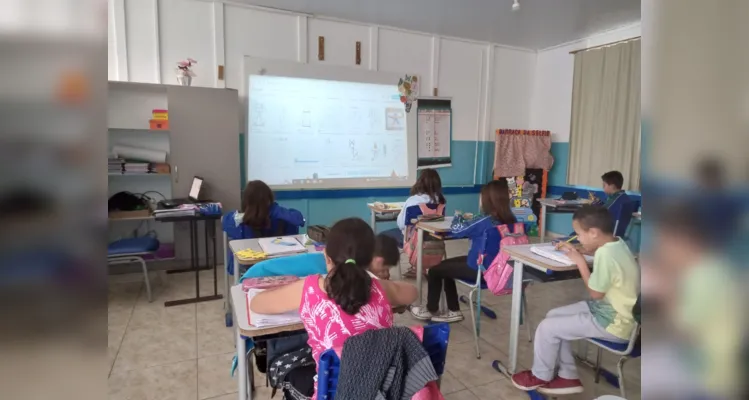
[[307, 225, 331, 244]]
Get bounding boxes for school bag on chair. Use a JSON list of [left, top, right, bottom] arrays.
[[404, 204, 447, 277], [483, 223, 529, 296]]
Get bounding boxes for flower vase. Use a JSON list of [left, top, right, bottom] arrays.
[[177, 74, 192, 86]]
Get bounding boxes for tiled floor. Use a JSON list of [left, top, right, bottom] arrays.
[[108, 240, 640, 400]]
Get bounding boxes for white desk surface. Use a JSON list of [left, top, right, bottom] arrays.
[[368, 202, 405, 213], [537, 198, 592, 207], [230, 284, 305, 338], [503, 243, 585, 272], [415, 216, 454, 233], [229, 235, 320, 266]]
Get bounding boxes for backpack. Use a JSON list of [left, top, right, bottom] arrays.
[[483, 223, 529, 296], [404, 204, 447, 272]]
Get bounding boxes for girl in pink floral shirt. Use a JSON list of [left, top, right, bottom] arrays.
[[251, 217, 418, 398]]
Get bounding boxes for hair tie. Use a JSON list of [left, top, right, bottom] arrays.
[[345, 259, 356, 265]]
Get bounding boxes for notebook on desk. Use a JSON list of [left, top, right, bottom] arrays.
[[245, 288, 302, 328], [258, 237, 307, 257], [530, 245, 594, 265]]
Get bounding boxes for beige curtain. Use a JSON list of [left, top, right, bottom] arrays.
[[568, 39, 641, 190]]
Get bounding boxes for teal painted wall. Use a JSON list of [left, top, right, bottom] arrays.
[[240, 135, 494, 230]]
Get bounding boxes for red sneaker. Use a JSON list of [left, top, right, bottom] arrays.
[[511, 370, 549, 391], [538, 376, 584, 395]]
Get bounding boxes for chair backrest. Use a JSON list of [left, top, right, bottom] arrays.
[[403, 203, 446, 227], [316, 323, 451, 400], [609, 195, 638, 237]]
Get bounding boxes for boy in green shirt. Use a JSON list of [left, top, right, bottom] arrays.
[[512, 206, 640, 395]]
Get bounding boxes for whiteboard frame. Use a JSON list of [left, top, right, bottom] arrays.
[[241, 56, 418, 191]]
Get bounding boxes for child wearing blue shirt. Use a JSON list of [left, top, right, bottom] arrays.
[[410, 179, 517, 323]]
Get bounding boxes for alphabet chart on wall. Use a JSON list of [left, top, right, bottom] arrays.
[[416, 98, 452, 167]]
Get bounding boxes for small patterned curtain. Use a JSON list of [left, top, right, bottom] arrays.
[[493, 129, 554, 178]]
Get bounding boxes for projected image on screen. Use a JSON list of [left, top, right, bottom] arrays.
[[247, 75, 410, 188]]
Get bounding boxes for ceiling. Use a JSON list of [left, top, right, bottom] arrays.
[[239, 0, 641, 50]]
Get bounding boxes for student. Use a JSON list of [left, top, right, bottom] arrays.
[[511, 206, 639, 395], [410, 179, 517, 323], [241, 233, 401, 280], [396, 168, 447, 232], [250, 218, 418, 398], [600, 170, 630, 210], [236, 180, 305, 236]]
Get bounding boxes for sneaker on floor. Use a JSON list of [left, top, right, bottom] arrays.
[[430, 310, 464, 323], [409, 306, 433, 321], [537, 376, 584, 395], [511, 370, 549, 391]]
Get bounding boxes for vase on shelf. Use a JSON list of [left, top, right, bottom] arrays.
[[176, 73, 192, 86]]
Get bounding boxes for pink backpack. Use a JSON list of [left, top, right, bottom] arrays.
[[483, 223, 528, 296], [404, 204, 447, 272]]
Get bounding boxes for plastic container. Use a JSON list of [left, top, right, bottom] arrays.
[[149, 119, 169, 130]]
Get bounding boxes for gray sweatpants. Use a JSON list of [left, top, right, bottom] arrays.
[[532, 301, 626, 381]]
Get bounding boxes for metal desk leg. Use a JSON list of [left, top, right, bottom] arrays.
[[237, 329, 248, 400], [415, 228, 425, 305], [223, 232, 229, 311], [370, 209, 377, 233], [491, 259, 525, 378], [539, 204, 547, 242], [234, 255, 240, 285]]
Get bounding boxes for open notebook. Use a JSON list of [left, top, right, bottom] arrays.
[[530, 245, 594, 265], [245, 288, 302, 328], [258, 237, 307, 257]]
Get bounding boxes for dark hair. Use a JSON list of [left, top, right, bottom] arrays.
[[573, 205, 614, 234], [410, 169, 446, 204], [695, 157, 724, 188], [241, 180, 274, 230], [324, 218, 375, 315], [480, 180, 517, 225], [374, 234, 400, 267], [654, 200, 709, 244], [601, 171, 624, 190]]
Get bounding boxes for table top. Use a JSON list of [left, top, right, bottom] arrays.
[[368, 202, 405, 213], [537, 198, 592, 208], [230, 284, 305, 338], [229, 235, 321, 266], [415, 216, 454, 233], [503, 243, 585, 272]]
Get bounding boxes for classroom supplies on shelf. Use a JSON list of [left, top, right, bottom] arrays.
[[246, 288, 302, 327], [258, 237, 307, 256], [152, 109, 169, 120], [153, 204, 198, 218], [242, 276, 299, 292], [235, 248, 267, 261], [530, 245, 594, 265]]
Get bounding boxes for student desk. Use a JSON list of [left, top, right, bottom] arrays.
[[367, 202, 404, 233], [413, 217, 454, 305], [231, 284, 305, 400], [493, 243, 588, 377], [537, 198, 590, 242], [226, 236, 320, 325]]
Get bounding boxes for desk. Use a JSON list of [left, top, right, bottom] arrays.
[[226, 236, 320, 325], [537, 198, 589, 242], [367, 202, 404, 233], [413, 217, 453, 305], [494, 243, 584, 377], [155, 213, 222, 307], [231, 284, 306, 400]]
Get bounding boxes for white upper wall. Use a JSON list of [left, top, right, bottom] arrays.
[[109, 0, 537, 144], [530, 23, 641, 142]]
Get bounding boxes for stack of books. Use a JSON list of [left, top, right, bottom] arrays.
[[123, 162, 150, 174], [108, 158, 124, 174], [153, 204, 198, 218]]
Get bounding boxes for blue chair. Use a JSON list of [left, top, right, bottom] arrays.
[[317, 323, 451, 399], [380, 203, 446, 249], [456, 226, 533, 359], [611, 197, 638, 238], [107, 236, 160, 302]]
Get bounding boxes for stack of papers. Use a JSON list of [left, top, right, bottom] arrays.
[[246, 288, 302, 327], [235, 248, 267, 261], [530, 245, 594, 265], [258, 237, 307, 257], [153, 204, 197, 218]]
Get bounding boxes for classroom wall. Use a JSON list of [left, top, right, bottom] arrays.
[[108, 0, 536, 226], [529, 23, 642, 241]]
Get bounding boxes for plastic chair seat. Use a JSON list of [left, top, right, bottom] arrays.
[[590, 338, 641, 358], [108, 237, 160, 256], [456, 277, 488, 290]]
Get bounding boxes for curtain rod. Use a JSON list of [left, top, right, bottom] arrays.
[[569, 36, 641, 54]]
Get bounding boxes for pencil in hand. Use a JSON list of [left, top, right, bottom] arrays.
[[554, 236, 577, 250]]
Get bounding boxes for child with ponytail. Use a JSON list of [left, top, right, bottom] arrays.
[[250, 217, 418, 397]]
